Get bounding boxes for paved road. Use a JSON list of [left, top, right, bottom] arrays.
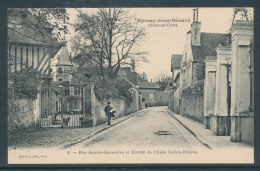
[[74, 106, 206, 149]]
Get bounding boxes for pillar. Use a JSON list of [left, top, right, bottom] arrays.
[[230, 20, 254, 143], [213, 45, 231, 135], [82, 83, 96, 127], [204, 56, 216, 129]]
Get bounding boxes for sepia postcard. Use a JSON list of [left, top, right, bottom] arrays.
[[7, 7, 254, 164]]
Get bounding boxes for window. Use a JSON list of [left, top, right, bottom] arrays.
[[58, 78, 63, 81], [57, 67, 63, 74], [149, 93, 154, 102], [74, 86, 81, 96]]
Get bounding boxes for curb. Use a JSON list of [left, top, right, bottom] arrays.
[[165, 107, 213, 149], [61, 109, 148, 149]]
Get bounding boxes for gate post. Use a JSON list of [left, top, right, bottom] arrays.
[[213, 46, 231, 136], [82, 83, 96, 127], [204, 56, 216, 129], [230, 21, 254, 144]]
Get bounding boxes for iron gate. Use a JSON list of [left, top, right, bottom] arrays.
[[37, 85, 84, 128]]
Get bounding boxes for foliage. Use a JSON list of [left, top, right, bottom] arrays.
[[154, 73, 172, 91], [94, 77, 134, 104], [8, 97, 21, 131], [72, 8, 147, 78], [181, 80, 204, 123], [194, 62, 205, 81], [8, 67, 47, 99], [138, 72, 148, 82], [8, 8, 69, 43], [182, 80, 204, 97]]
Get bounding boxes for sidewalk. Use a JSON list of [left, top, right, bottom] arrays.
[[8, 109, 147, 150], [165, 107, 253, 150]]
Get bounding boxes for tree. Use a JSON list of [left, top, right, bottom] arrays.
[[154, 73, 172, 91], [72, 8, 147, 79], [8, 67, 47, 99], [8, 8, 69, 43], [138, 72, 148, 82]]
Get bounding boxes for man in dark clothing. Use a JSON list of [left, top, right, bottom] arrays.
[[104, 102, 112, 125]]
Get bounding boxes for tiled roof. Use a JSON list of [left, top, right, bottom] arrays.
[[69, 71, 91, 85], [125, 72, 138, 85], [171, 54, 182, 68], [192, 32, 231, 62], [8, 29, 52, 46], [138, 81, 159, 89]]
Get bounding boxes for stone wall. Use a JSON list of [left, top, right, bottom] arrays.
[[174, 87, 180, 114], [94, 98, 126, 125], [180, 80, 204, 123], [93, 88, 139, 126], [168, 91, 174, 111], [8, 98, 39, 131], [140, 90, 169, 107]]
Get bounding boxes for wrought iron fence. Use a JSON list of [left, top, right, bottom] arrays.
[[37, 85, 84, 128]]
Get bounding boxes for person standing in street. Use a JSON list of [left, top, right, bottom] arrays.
[[104, 102, 112, 125]]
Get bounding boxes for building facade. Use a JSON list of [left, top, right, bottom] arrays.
[[170, 8, 254, 145]]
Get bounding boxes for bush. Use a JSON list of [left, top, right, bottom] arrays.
[[8, 97, 21, 131], [8, 67, 46, 99], [94, 77, 134, 104]]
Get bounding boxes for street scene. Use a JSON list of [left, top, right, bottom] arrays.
[[7, 8, 254, 164]]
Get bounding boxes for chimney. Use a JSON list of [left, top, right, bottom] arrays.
[[193, 9, 196, 22], [191, 8, 201, 46]]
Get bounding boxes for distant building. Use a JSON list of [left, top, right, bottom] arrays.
[[171, 54, 182, 81], [138, 80, 169, 107]]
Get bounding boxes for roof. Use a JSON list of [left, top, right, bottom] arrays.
[[55, 46, 72, 66], [192, 32, 231, 62], [8, 28, 53, 46], [138, 81, 159, 89], [171, 54, 182, 68], [119, 67, 138, 85], [8, 11, 58, 46], [69, 71, 92, 86], [174, 72, 180, 83], [125, 72, 138, 85]]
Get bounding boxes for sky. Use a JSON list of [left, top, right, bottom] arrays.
[[66, 8, 234, 80]]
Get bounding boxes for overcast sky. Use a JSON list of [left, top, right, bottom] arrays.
[[66, 8, 235, 80]]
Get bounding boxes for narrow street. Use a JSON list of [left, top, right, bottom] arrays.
[[72, 106, 206, 149]]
